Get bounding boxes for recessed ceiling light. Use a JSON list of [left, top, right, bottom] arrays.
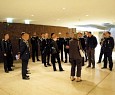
[[31, 15, 34, 16], [59, 32, 61, 34], [57, 19, 60, 21], [62, 8, 66, 10], [24, 20, 31, 24], [86, 15, 89, 16], [6, 18, 13, 23]]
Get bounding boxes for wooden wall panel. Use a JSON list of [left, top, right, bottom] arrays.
[[0, 22, 74, 62]]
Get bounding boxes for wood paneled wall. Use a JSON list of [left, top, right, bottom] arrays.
[[0, 22, 76, 62]]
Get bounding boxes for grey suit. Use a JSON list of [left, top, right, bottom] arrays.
[[69, 39, 82, 77]]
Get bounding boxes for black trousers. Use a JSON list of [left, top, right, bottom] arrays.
[[84, 49, 88, 61], [103, 51, 113, 69], [3, 53, 13, 72], [81, 57, 84, 66], [41, 50, 44, 63], [43, 53, 50, 66], [98, 47, 104, 62], [64, 49, 69, 62], [22, 59, 28, 77], [10, 55, 14, 66], [59, 46, 64, 61], [71, 59, 82, 77], [32, 47, 39, 62], [51, 53, 63, 71], [87, 48, 95, 67]]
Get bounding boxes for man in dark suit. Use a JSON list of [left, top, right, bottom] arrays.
[[0, 39, 2, 51], [57, 37, 64, 62], [20, 33, 30, 80], [78, 32, 86, 66], [83, 31, 88, 62], [50, 33, 64, 71], [31, 32, 40, 62], [1, 33, 13, 73], [42, 33, 51, 67], [86, 32, 97, 69], [39, 33, 45, 63], [101, 32, 114, 71], [97, 32, 106, 63], [64, 32, 71, 63]]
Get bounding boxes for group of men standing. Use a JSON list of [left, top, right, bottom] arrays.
[[30, 32, 72, 65], [0, 31, 114, 80], [97, 32, 114, 71]]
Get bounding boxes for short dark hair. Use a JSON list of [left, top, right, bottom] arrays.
[[66, 32, 69, 34], [4, 33, 8, 36], [41, 33, 44, 35], [88, 32, 92, 34], [107, 31, 111, 35], [51, 33, 55, 37], [21, 32, 25, 36]]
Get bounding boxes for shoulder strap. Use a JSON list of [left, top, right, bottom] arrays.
[[78, 40, 82, 50]]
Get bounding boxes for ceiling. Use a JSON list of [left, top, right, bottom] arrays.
[[0, 0, 115, 29]]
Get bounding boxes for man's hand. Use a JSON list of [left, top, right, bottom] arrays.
[[4, 53, 7, 56]]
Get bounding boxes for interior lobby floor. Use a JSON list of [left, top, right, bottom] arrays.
[[0, 49, 115, 95]]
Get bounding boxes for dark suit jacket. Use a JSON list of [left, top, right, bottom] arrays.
[[0, 39, 2, 51], [20, 39, 30, 60], [1, 39, 13, 54], [50, 39, 60, 54], [87, 35, 97, 49], [30, 36, 39, 49], [57, 38, 64, 50], [64, 38, 71, 51], [79, 38, 86, 50], [103, 37, 114, 52]]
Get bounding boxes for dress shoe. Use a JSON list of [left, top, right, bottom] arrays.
[[64, 60, 67, 63], [86, 66, 91, 68], [54, 69, 57, 71], [27, 72, 31, 74], [101, 67, 107, 69], [92, 67, 95, 69], [8, 69, 14, 71], [26, 75, 29, 77], [47, 64, 51, 66], [84, 60, 87, 62], [5, 71, 9, 73], [37, 59, 40, 61], [27, 70, 30, 72], [59, 69, 64, 71], [11, 65, 15, 67], [97, 62, 101, 64], [110, 68, 112, 71], [23, 77, 30, 80], [33, 61, 35, 62], [44, 65, 47, 67]]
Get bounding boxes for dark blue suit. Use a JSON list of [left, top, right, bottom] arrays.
[[30, 36, 39, 62], [1, 39, 13, 72], [20, 39, 30, 78], [103, 37, 114, 70]]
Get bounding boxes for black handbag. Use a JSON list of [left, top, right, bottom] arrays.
[[51, 47, 57, 54]]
